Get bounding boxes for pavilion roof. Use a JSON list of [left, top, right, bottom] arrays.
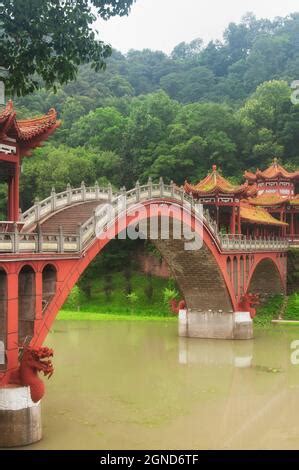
[[248, 193, 289, 207], [0, 100, 60, 154], [240, 202, 288, 226], [289, 195, 299, 206], [184, 165, 248, 197], [244, 158, 299, 182]]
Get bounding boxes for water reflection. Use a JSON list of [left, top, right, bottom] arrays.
[[178, 338, 253, 368], [25, 321, 299, 450]]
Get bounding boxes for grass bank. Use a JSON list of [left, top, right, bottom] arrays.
[[58, 271, 299, 325], [57, 311, 177, 322], [254, 293, 299, 327], [60, 272, 175, 319]]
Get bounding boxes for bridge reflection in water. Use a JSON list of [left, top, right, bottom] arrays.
[[178, 337, 253, 368]]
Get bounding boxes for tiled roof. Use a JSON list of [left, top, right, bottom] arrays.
[[240, 202, 288, 226], [244, 158, 299, 182], [0, 100, 60, 144], [248, 193, 289, 206], [184, 165, 248, 196], [289, 195, 299, 206]]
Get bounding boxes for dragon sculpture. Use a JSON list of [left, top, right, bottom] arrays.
[[238, 293, 260, 319], [170, 299, 186, 315], [11, 346, 54, 403]]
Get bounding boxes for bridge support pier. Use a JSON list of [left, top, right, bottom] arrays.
[[0, 386, 42, 448], [179, 310, 253, 340]]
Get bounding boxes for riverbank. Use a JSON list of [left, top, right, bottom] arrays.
[[61, 272, 299, 325], [58, 311, 177, 322]]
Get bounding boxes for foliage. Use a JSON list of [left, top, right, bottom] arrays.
[[0, 0, 135, 95], [126, 291, 138, 304], [284, 294, 299, 320], [144, 274, 154, 302], [64, 285, 82, 310], [62, 272, 174, 317], [163, 287, 179, 305], [254, 295, 284, 327]]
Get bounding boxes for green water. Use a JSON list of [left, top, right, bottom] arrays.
[[28, 321, 299, 450]]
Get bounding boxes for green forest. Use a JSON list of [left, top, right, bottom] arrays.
[[9, 11, 299, 215], [3, 10, 299, 319]]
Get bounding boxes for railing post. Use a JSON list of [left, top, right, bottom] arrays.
[[181, 187, 185, 205], [13, 222, 19, 253], [170, 180, 175, 198], [148, 177, 152, 199], [77, 223, 83, 251], [58, 225, 64, 253], [92, 210, 98, 233], [66, 183, 72, 204], [81, 181, 86, 201], [121, 186, 126, 198], [159, 177, 164, 197], [107, 183, 113, 203], [135, 180, 140, 202], [37, 223, 43, 253], [95, 181, 100, 200], [34, 197, 40, 222], [51, 187, 56, 212]]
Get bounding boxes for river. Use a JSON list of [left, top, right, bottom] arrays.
[[27, 320, 299, 450]]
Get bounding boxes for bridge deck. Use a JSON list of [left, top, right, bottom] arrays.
[[28, 201, 102, 234]]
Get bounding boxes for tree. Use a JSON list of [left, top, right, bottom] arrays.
[[0, 0, 135, 95]]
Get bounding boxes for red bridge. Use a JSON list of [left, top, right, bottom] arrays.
[[0, 101, 291, 388], [0, 101, 294, 447], [0, 180, 289, 386]]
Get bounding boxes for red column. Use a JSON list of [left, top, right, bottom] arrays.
[[14, 164, 20, 221], [230, 206, 236, 235], [7, 176, 14, 221], [237, 206, 241, 234], [34, 270, 43, 336], [290, 213, 294, 239], [6, 270, 19, 375]]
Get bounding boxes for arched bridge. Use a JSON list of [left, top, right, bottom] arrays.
[[0, 180, 289, 384]]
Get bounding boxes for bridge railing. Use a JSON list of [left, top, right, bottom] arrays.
[[21, 182, 112, 227], [0, 225, 81, 254], [0, 180, 289, 254], [219, 234, 289, 252]]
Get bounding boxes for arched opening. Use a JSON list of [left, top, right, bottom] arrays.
[[0, 268, 7, 369], [248, 258, 284, 299], [18, 265, 36, 344], [42, 264, 57, 314]]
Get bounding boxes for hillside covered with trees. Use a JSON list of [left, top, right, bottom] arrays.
[[2, 12, 299, 214]]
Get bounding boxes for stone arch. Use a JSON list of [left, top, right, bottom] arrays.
[[154, 237, 233, 312], [18, 265, 36, 344], [0, 268, 7, 370], [247, 258, 284, 297], [42, 264, 57, 314], [32, 199, 237, 348]]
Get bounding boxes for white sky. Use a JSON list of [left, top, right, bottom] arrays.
[[95, 0, 299, 54]]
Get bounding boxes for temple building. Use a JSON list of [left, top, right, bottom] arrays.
[[184, 162, 290, 238], [0, 100, 60, 223], [244, 158, 299, 240]]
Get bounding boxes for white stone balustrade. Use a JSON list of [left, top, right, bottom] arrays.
[[0, 181, 289, 254]]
